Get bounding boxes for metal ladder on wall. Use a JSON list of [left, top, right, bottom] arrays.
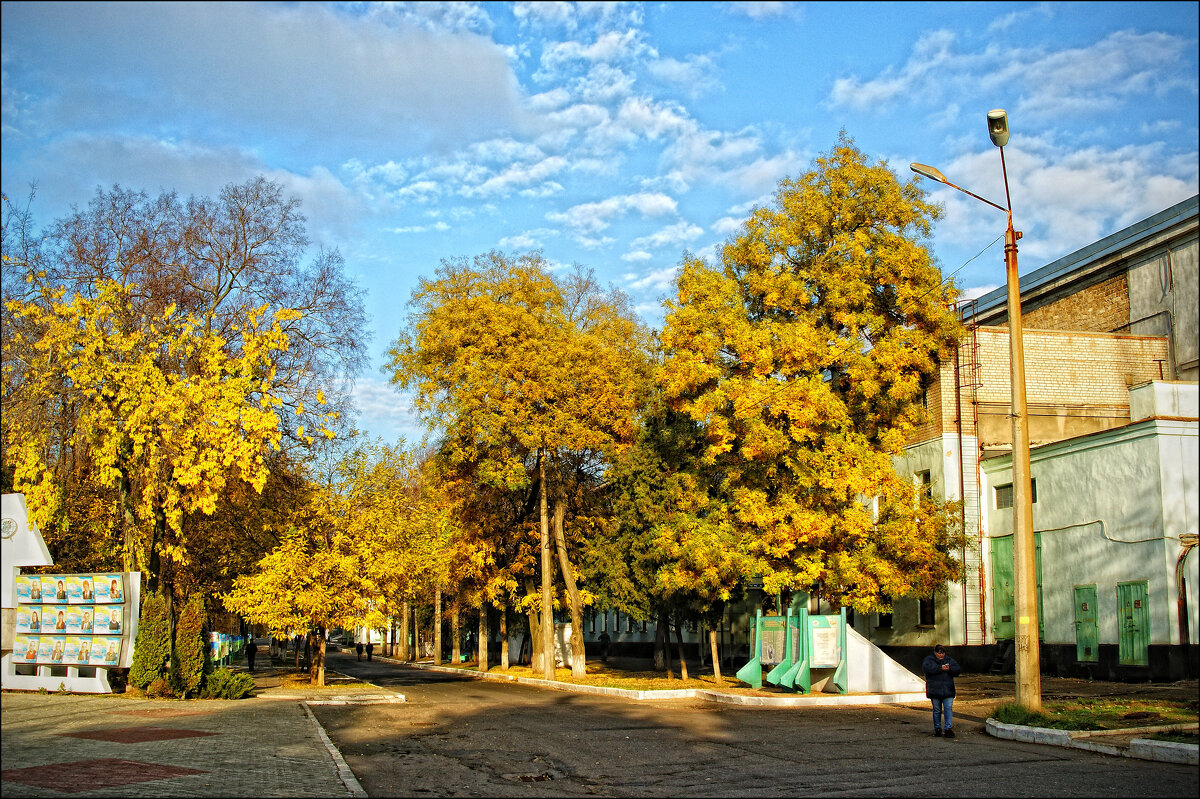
[[957, 301, 987, 645]]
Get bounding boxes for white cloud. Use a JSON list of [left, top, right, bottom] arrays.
[[920, 136, 1199, 269], [499, 229, 557, 250], [546, 191, 678, 234], [621, 250, 653, 263], [626, 264, 681, 292], [388, 221, 451, 234], [460, 155, 569, 198], [986, 3, 1053, 34], [350, 376, 427, 446], [1, 3, 526, 160], [827, 28, 1196, 125], [712, 216, 744, 235], [647, 54, 721, 96], [630, 220, 704, 250], [721, 2, 794, 20], [828, 30, 956, 110]]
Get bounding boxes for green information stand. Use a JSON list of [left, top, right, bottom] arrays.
[[737, 606, 848, 693]]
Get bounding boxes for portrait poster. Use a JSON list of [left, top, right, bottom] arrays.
[[37, 636, 56, 662], [28, 606, 43, 633], [63, 636, 83, 665], [73, 637, 94, 666], [103, 606, 124, 635], [79, 606, 96, 634], [15, 635, 40, 663], [48, 606, 69, 633], [66, 575, 87, 604], [15, 573, 40, 603], [15, 606, 34, 633], [42, 575, 69, 604], [64, 606, 84, 634], [92, 636, 122, 666], [95, 573, 124, 604]]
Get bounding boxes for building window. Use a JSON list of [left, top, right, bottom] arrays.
[[918, 597, 936, 627], [614, 610, 620, 632], [641, 619, 647, 633], [590, 613, 596, 634], [627, 615, 635, 633], [995, 479, 1037, 509], [916, 470, 932, 498], [602, 611, 609, 632]]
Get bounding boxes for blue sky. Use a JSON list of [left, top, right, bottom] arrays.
[[3, 1, 1197, 445]]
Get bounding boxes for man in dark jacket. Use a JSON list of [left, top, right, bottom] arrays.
[[922, 644, 961, 737]]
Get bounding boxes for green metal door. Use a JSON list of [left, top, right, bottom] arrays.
[[1117, 581, 1150, 666], [1035, 533, 1044, 640], [990, 533, 1044, 640], [990, 536, 1015, 639], [1073, 585, 1098, 662]]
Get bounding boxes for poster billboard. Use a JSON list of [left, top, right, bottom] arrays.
[[11, 571, 133, 667]]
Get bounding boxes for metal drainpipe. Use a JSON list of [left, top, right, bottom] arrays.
[[1177, 533, 1197, 645], [955, 343, 968, 645]]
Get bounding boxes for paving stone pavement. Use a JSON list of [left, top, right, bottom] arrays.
[[1, 660, 363, 797]]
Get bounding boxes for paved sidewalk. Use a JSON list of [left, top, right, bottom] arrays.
[[0, 644, 370, 798]]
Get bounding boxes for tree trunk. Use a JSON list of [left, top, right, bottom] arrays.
[[552, 488, 586, 678], [524, 578, 542, 671], [653, 613, 668, 671], [451, 605, 461, 663], [118, 452, 137, 574], [710, 627, 722, 683], [500, 599, 509, 670], [398, 601, 408, 660], [313, 629, 327, 687], [478, 604, 489, 672], [674, 619, 689, 681], [434, 586, 442, 665], [539, 451, 555, 680]]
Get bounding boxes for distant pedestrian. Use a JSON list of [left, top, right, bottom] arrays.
[[598, 631, 611, 663], [923, 644, 961, 738], [246, 638, 258, 672], [366, 641, 374, 662], [356, 641, 364, 661]]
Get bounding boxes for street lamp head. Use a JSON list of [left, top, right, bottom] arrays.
[[910, 163, 948, 184], [987, 109, 1010, 147]]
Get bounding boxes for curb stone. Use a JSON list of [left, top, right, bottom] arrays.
[[985, 718, 1199, 764], [400, 659, 926, 706]]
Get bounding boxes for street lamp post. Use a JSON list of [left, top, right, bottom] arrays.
[[911, 109, 1041, 710]]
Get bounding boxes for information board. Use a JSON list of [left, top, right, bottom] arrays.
[[809, 614, 841, 668]]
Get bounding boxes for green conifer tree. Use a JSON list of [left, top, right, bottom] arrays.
[[173, 595, 208, 697], [129, 591, 171, 690]]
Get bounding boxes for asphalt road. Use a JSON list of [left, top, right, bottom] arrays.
[[313, 653, 1199, 798]]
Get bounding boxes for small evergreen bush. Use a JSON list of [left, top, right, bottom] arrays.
[[201, 667, 256, 700], [146, 677, 176, 698], [173, 595, 208, 698], [129, 591, 171, 690]]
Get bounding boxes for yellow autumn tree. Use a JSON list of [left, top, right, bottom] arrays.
[[388, 253, 651, 678], [660, 133, 966, 612], [224, 439, 455, 686], [3, 279, 331, 593]]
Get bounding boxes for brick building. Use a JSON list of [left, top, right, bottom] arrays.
[[864, 195, 1199, 680]]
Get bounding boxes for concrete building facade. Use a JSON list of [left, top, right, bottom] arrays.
[[867, 195, 1199, 679]]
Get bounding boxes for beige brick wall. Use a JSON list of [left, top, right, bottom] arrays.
[[973, 327, 1167, 406], [906, 326, 1169, 447], [1020, 274, 1130, 333]]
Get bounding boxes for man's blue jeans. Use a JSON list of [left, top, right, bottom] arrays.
[[931, 696, 954, 731]]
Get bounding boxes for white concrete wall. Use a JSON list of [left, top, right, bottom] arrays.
[[983, 410, 1198, 646]]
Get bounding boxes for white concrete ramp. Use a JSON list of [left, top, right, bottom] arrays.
[[844, 626, 924, 693]]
